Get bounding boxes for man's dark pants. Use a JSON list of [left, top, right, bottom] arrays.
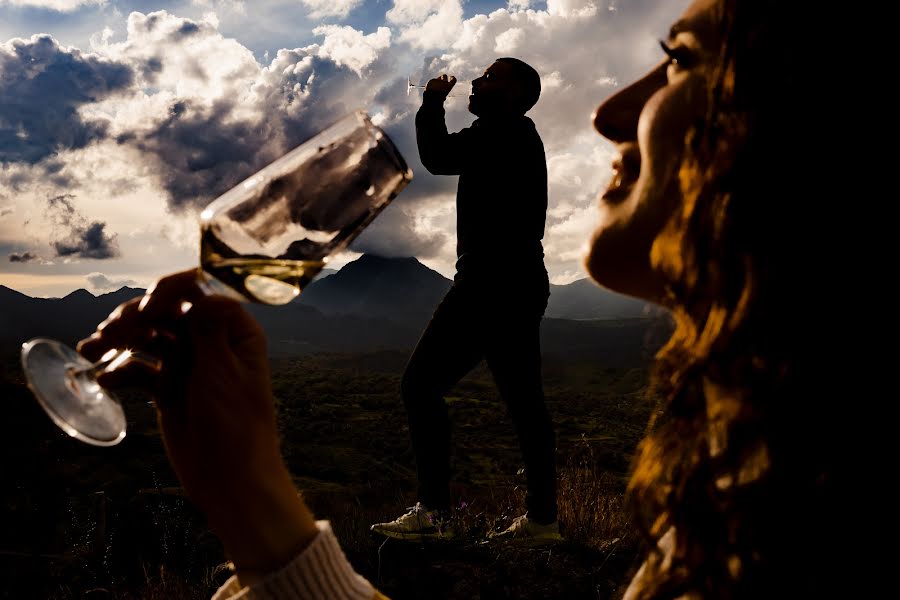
[[401, 269, 557, 524]]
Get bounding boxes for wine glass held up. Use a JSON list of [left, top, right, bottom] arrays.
[[21, 109, 413, 447], [407, 74, 468, 98]]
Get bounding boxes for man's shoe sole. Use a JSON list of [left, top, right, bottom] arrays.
[[371, 527, 455, 541]]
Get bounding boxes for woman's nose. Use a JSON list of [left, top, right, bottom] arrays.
[[593, 61, 668, 143]]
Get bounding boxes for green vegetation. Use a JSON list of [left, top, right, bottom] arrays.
[[0, 349, 656, 599]]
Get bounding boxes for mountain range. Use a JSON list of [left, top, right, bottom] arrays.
[[1, 255, 664, 364], [299, 254, 651, 323]]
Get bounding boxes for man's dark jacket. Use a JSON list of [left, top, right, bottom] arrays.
[[415, 91, 548, 280]]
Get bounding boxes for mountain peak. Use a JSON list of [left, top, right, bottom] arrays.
[[354, 254, 420, 266], [63, 289, 95, 300], [298, 254, 451, 325], [339, 254, 433, 279], [0, 284, 30, 302], [98, 286, 146, 302]]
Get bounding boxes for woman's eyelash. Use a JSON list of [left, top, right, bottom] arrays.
[[659, 40, 694, 68]]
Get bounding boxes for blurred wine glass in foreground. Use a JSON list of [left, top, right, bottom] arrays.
[[21, 109, 413, 446]]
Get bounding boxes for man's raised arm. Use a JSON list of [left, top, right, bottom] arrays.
[[415, 74, 468, 175]]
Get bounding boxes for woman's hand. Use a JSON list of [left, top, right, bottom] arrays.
[[77, 269, 318, 583]]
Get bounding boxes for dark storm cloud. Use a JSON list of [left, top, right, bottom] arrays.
[[140, 56, 164, 84], [177, 22, 201, 36], [41, 158, 74, 187], [53, 221, 119, 258], [9, 251, 37, 262], [47, 193, 76, 220], [125, 98, 286, 209], [121, 53, 372, 210], [45, 194, 120, 259], [0, 34, 134, 164]]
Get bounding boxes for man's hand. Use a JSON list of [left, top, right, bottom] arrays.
[[425, 73, 457, 98]]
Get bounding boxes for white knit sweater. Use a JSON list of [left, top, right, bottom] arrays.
[[211, 521, 380, 600]]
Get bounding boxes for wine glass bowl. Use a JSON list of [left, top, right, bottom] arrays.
[[200, 110, 413, 305]]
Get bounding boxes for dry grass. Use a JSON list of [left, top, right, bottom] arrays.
[[557, 438, 632, 550]]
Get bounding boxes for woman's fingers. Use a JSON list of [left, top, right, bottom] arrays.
[[92, 321, 192, 406], [96, 360, 160, 391], [75, 270, 267, 406], [80, 318, 184, 390], [77, 269, 203, 371], [138, 269, 206, 324], [78, 269, 203, 356], [77, 298, 146, 362]]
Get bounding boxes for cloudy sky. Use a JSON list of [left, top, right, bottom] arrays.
[[0, 0, 687, 297]]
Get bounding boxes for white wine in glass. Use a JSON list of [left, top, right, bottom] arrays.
[[21, 110, 413, 446]]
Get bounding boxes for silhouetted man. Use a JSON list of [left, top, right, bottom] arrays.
[[371, 58, 559, 543]]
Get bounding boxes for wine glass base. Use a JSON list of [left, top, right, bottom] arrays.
[[21, 339, 126, 447]]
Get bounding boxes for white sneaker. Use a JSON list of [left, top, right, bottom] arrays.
[[370, 503, 455, 540], [487, 515, 562, 545]]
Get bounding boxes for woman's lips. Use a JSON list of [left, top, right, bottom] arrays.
[[601, 143, 640, 204]]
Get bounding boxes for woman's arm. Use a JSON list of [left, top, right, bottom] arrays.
[[77, 270, 379, 598]]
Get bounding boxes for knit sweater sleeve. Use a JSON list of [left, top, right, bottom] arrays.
[[211, 520, 385, 600]]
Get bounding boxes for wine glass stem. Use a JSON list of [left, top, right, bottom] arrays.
[[69, 350, 163, 381], [408, 85, 466, 98]]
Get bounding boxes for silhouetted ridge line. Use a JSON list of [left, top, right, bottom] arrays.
[[0, 257, 665, 364]]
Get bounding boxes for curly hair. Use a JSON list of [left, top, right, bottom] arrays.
[[626, 1, 846, 597]]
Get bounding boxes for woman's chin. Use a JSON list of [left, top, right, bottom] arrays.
[[585, 226, 661, 303], [584, 230, 625, 292]]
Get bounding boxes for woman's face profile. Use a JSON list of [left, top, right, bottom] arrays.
[[585, 0, 719, 304]]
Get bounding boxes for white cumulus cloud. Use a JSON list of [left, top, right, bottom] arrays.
[[299, 0, 363, 19], [547, 0, 599, 17], [312, 25, 391, 75], [388, 0, 464, 50], [86, 271, 137, 291], [1, 0, 105, 11], [493, 27, 525, 53], [190, 0, 246, 15]]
